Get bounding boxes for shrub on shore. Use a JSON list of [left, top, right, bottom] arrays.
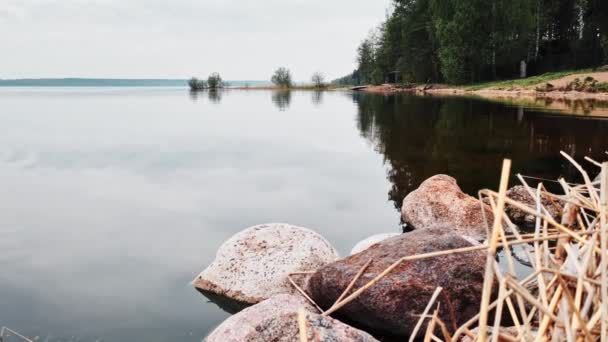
[[207, 73, 223, 89], [311, 72, 326, 89], [189, 73, 223, 91], [188, 77, 207, 91], [271, 67, 292, 88]]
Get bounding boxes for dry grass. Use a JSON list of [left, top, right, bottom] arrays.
[[423, 151, 608, 341], [289, 149, 608, 341]]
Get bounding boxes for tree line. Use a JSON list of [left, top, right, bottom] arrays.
[[339, 0, 608, 85], [190, 68, 327, 90]]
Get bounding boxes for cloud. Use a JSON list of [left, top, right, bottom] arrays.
[[0, 0, 389, 79]]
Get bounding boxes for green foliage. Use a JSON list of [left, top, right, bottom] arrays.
[[271, 67, 293, 87], [350, 0, 608, 85], [207, 73, 223, 89], [188, 77, 207, 90], [332, 70, 361, 86], [357, 37, 377, 84], [597, 82, 608, 92], [466, 69, 592, 90], [563, 77, 608, 93]]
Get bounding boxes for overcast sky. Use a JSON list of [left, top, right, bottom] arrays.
[[1, 0, 390, 81]]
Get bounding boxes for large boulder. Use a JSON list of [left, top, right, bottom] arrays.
[[307, 226, 487, 338], [350, 233, 401, 255], [503, 185, 564, 226], [206, 294, 379, 342], [401, 175, 491, 240], [194, 223, 339, 305]]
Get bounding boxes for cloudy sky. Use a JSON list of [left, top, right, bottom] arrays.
[[1, 0, 389, 81]]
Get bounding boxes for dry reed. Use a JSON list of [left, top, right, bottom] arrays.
[[288, 150, 607, 341]]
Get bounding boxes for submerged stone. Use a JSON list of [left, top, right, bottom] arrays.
[[350, 233, 401, 255]]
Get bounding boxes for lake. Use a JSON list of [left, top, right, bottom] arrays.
[[1, 87, 607, 341]]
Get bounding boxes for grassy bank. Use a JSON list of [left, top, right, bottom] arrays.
[[464, 68, 599, 91]]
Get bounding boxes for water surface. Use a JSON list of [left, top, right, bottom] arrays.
[[0, 88, 607, 341]]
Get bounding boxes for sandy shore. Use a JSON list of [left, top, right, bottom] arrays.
[[361, 72, 608, 101]]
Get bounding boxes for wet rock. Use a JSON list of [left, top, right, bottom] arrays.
[[401, 175, 492, 240], [206, 294, 379, 342], [194, 223, 339, 305], [503, 185, 564, 226], [308, 226, 487, 338], [350, 233, 401, 255]]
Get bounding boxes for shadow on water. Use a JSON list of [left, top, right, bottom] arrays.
[[351, 93, 608, 210], [195, 289, 250, 315], [188, 89, 223, 104], [271, 90, 291, 111]]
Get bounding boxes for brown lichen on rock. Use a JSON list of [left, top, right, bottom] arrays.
[[307, 226, 488, 338], [502, 185, 564, 226]]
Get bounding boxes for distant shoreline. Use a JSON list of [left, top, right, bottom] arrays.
[[0, 78, 271, 87]]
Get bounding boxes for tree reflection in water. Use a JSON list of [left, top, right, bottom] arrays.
[[272, 90, 292, 111], [311, 90, 324, 106], [352, 93, 608, 210]]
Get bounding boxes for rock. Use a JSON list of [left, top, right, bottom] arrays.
[[307, 226, 487, 338], [194, 223, 339, 305], [350, 233, 401, 255], [206, 294, 379, 342], [503, 185, 564, 226], [401, 175, 492, 240]]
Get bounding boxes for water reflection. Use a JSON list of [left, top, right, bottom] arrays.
[[188, 89, 223, 104], [476, 95, 608, 117], [311, 90, 324, 106], [188, 90, 200, 101], [207, 89, 222, 104], [352, 93, 608, 210], [271, 90, 291, 111]]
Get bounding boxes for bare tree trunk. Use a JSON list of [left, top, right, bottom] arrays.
[[491, 0, 497, 79], [535, 0, 541, 60]]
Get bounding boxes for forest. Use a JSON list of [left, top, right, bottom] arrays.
[[336, 0, 608, 85]]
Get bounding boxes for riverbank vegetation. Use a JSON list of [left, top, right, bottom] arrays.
[[465, 69, 597, 90], [339, 0, 608, 86], [271, 67, 293, 88], [188, 72, 224, 91]]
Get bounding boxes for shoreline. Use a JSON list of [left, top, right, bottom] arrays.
[[356, 70, 608, 102], [357, 83, 608, 101]]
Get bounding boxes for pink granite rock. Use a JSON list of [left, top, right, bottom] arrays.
[[401, 175, 492, 240], [206, 294, 379, 342], [194, 223, 339, 304]]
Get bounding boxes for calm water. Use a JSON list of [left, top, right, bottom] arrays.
[[1, 88, 607, 341]]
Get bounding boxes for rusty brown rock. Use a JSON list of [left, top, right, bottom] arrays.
[[206, 294, 379, 342], [307, 226, 487, 338], [401, 175, 492, 240], [503, 185, 564, 226]]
